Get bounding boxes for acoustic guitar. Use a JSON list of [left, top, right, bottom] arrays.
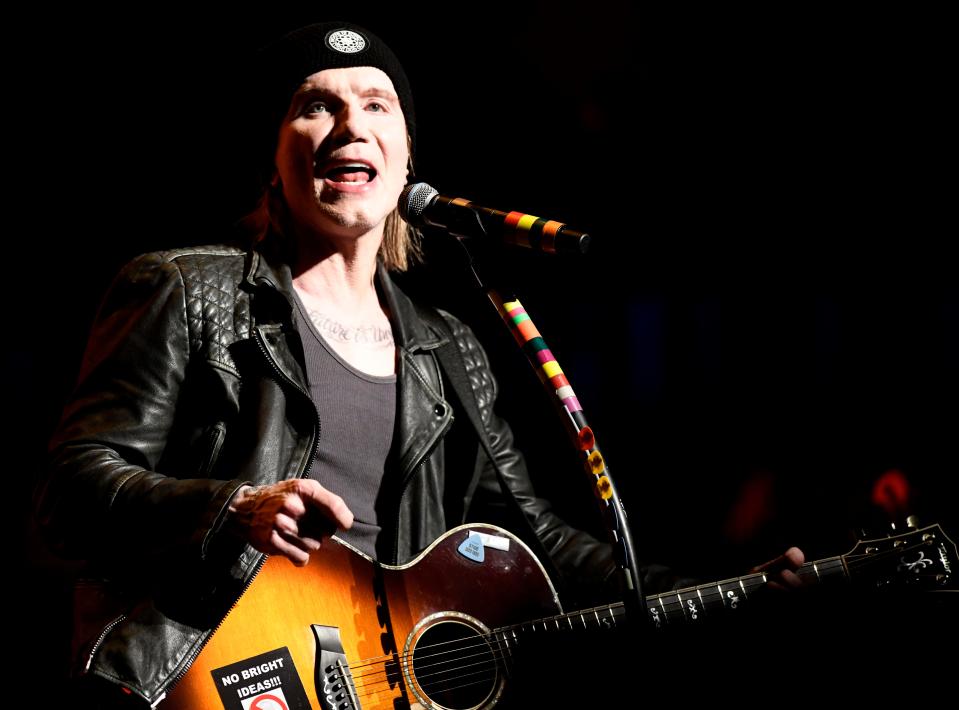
[[159, 521, 956, 709]]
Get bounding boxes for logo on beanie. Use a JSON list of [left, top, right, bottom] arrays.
[[326, 29, 368, 54]]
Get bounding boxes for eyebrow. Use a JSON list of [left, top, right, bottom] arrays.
[[293, 86, 399, 102], [358, 87, 399, 101]]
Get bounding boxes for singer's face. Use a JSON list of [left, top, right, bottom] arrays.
[[274, 66, 409, 244]]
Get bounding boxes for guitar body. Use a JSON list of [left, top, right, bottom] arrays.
[[162, 524, 561, 710]]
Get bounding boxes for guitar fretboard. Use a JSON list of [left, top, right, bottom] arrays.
[[644, 556, 846, 628], [493, 555, 847, 644]]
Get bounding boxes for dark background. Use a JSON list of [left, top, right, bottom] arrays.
[[14, 2, 956, 703]]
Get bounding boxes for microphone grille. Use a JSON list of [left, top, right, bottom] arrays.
[[398, 182, 438, 225]]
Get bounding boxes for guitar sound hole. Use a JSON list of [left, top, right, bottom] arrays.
[[411, 620, 497, 709]]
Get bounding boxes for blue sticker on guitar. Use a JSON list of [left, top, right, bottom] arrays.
[[458, 532, 485, 563]]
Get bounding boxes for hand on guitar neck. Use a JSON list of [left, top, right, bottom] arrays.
[[225, 479, 355, 566], [751, 546, 806, 590]]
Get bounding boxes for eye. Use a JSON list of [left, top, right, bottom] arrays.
[[303, 100, 329, 116], [366, 100, 388, 112]]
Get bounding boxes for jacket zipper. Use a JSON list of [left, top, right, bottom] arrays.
[[390, 420, 450, 564], [250, 327, 322, 477], [390, 349, 452, 564], [83, 613, 128, 674], [156, 327, 321, 701]]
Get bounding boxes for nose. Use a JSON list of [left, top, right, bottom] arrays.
[[329, 100, 370, 145]]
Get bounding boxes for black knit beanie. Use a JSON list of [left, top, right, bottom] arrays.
[[253, 21, 415, 184]]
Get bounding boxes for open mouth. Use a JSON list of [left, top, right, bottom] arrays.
[[322, 163, 378, 184]]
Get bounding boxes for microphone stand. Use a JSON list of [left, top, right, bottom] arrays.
[[433, 218, 648, 631]]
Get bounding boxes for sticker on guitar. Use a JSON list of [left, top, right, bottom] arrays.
[[211, 647, 310, 710]]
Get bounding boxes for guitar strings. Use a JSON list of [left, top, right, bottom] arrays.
[[346, 556, 848, 688], [347, 641, 506, 703], [343, 540, 934, 704], [346, 607, 631, 701], [348, 652, 497, 702], [344, 556, 831, 680], [351, 674, 505, 708], [347, 563, 827, 700], [346, 603, 625, 683]]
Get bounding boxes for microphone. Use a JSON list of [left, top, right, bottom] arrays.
[[398, 182, 590, 254]]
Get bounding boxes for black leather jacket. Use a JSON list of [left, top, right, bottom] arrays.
[[36, 241, 623, 705]]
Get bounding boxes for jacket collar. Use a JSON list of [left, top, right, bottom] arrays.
[[243, 234, 295, 323], [243, 234, 448, 353], [375, 261, 448, 353]]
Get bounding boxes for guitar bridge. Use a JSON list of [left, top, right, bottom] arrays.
[[312, 625, 360, 710]]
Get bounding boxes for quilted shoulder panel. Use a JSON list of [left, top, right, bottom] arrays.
[[161, 246, 250, 371], [438, 310, 495, 423]]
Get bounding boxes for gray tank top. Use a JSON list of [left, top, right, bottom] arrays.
[[292, 292, 396, 559]]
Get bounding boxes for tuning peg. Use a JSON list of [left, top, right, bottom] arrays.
[[889, 515, 920, 533], [889, 516, 920, 533]]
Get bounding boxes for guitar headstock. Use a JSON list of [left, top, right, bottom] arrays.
[[842, 522, 957, 591]]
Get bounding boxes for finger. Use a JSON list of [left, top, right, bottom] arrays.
[[752, 546, 805, 574], [279, 493, 308, 519], [326, 494, 354, 530], [276, 527, 322, 555], [268, 529, 310, 567], [275, 499, 334, 539], [783, 546, 805, 569], [272, 515, 324, 553], [296, 480, 354, 530], [274, 512, 301, 537], [751, 554, 787, 573], [779, 569, 803, 588], [271, 512, 324, 553], [298, 510, 339, 541]]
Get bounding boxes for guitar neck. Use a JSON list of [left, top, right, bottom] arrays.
[[495, 556, 847, 639], [643, 555, 846, 628]]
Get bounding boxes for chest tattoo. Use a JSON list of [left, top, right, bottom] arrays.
[[306, 308, 394, 348]]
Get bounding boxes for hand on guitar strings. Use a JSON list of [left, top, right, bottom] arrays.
[[750, 547, 805, 590], [224, 479, 354, 566]]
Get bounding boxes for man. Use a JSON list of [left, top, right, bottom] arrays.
[[35, 21, 802, 707]]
